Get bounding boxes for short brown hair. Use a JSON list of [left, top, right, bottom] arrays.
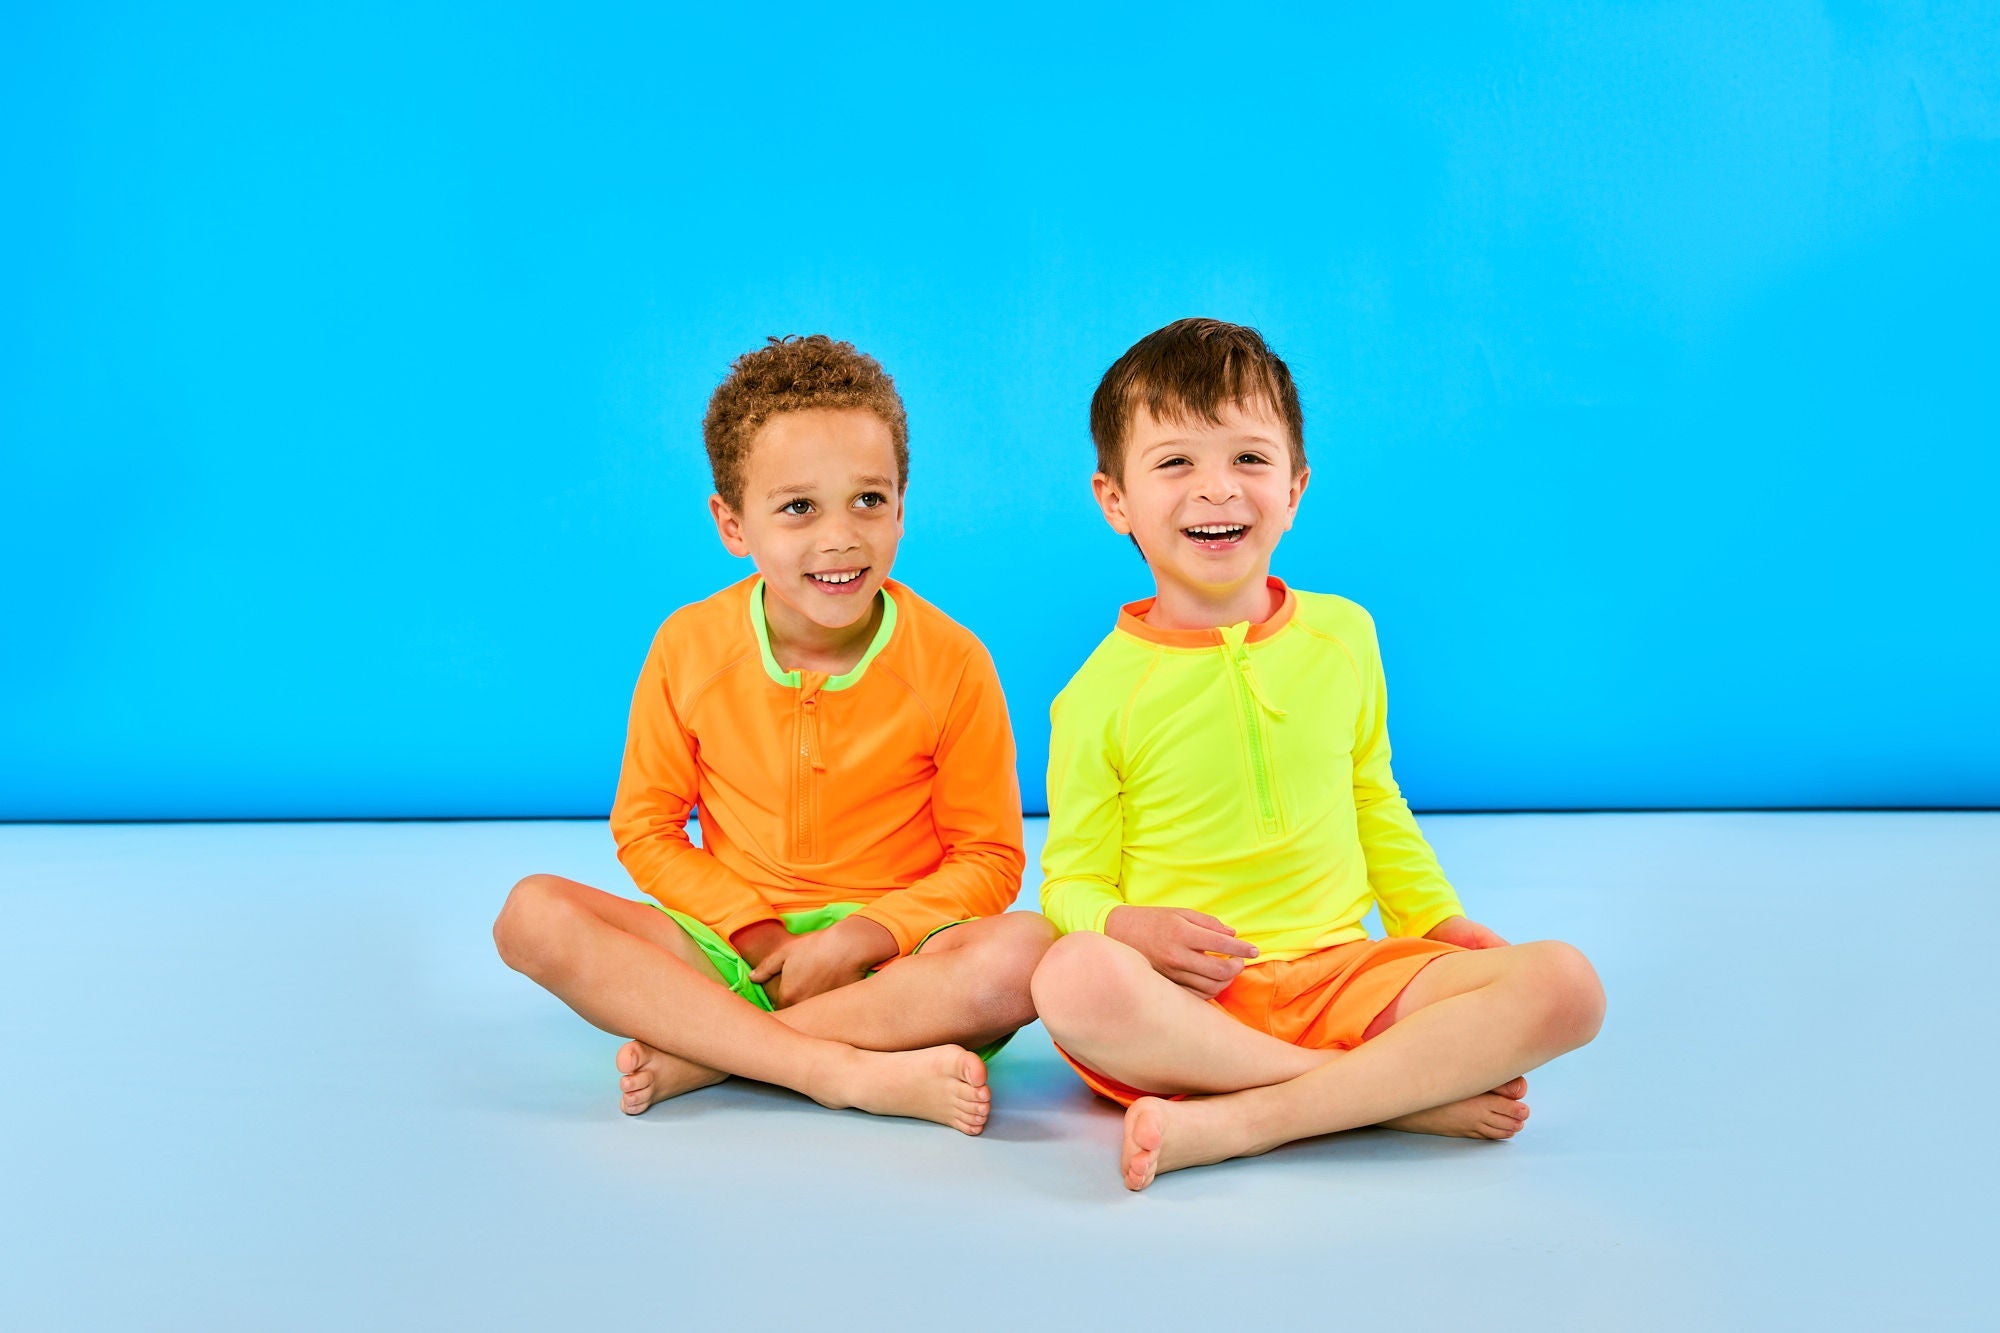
[[702, 334, 910, 511], [1089, 318, 1306, 481]]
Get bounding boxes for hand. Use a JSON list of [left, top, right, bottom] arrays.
[[1425, 915, 1509, 949], [747, 915, 897, 1008], [731, 919, 791, 970], [1104, 905, 1259, 999]]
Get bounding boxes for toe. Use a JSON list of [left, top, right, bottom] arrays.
[[957, 1050, 989, 1089]]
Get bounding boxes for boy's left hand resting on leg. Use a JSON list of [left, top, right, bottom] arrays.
[[1423, 916, 1509, 950], [749, 915, 900, 1008]]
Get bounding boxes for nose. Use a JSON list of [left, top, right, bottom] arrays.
[[820, 515, 862, 553], [1193, 461, 1239, 505]]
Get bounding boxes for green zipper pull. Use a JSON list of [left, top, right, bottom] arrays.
[[1221, 623, 1288, 718]]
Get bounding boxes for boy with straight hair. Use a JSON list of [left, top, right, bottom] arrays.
[[1032, 318, 1605, 1187], [496, 334, 1053, 1135]]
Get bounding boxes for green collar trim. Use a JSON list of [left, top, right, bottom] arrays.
[[749, 578, 898, 690]]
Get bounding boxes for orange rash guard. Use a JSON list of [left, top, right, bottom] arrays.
[[610, 575, 1026, 956]]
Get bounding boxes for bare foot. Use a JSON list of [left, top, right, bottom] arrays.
[[1379, 1076, 1530, 1140], [1119, 1078, 1533, 1189], [615, 1039, 726, 1115], [821, 1045, 991, 1136], [1120, 1095, 1253, 1190]]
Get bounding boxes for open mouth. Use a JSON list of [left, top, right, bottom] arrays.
[[1182, 523, 1248, 549], [806, 567, 868, 592]]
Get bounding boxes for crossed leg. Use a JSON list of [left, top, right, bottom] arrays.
[[1031, 932, 1604, 1188], [494, 874, 1053, 1130]]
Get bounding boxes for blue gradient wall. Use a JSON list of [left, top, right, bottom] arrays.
[[4, 3, 1996, 820]]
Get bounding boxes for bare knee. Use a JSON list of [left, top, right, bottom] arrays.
[[1030, 931, 1151, 1047], [1516, 940, 1605, 1051], [957, 913, 1057, 1032], [492, 873, 580, 977]]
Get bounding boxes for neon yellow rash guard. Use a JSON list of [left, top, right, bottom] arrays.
[[1040, 578, 1463, 962]]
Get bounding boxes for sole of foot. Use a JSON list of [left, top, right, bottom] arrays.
[[1121, 1096, 1186, 1191], [616, 1039, 727, 1115], [1381, 1076, 1530, 1140]]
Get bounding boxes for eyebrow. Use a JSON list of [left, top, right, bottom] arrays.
[[1142, 435, 1280, 456], [764, 474, 899, 501]]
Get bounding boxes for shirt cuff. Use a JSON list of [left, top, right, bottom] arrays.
[[713, 903, 783, 945], [1396, 899, 1466, 941], [853, 904, 933, 958]]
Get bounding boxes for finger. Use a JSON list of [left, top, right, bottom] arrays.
[[1189, 929, 1258, 960], [1174, 909, 1236, 935], [1178, 919, 1257, 958], [1171, 970, 1227, 999], [1179, 951, 1246, 984], [748, 955, 785, 983], [782, 976, 830, 1006]]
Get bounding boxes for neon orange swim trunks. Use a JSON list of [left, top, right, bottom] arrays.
[[1053, 935, 1463, 1107]]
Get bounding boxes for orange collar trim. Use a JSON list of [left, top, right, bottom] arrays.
[[1115, 578, 1297, 648]]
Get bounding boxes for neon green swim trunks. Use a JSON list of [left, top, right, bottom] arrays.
[[651, 901, 1013, 1061]]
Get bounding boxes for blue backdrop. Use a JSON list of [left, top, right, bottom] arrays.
[[5, 3, 1997, 820]]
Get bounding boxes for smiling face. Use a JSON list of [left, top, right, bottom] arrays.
[[1093, 398, 1308, 624], [709, 407, 905, 645]]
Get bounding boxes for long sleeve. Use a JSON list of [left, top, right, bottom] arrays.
[[609, 630, 778, 943], [1350, 616, 1463, 938], [1039, 680, 1127, 936], [853, 650, 1026, 955]]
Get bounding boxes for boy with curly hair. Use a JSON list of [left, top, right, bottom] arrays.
[[496, 335, 1052, 1134], [1031, 319, 1605, 1186]]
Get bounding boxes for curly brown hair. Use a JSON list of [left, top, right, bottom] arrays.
[[702, 335, 910, 512], [1090, 318, 1306, 482]]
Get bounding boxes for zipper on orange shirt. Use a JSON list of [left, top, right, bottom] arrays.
[[791, 677, 827, 862]]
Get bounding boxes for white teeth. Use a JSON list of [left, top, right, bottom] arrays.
[[810, 570, 861, 584], [1186, 524, 1245, 536]]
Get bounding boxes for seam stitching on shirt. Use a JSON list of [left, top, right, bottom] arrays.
[[681, 650, 758, 716], [1119, 651, 1163, 758], [1293, 621, 1367, 691], [876, 661, 942, 748]]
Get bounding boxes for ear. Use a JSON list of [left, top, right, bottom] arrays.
[[1282, 466, 1310, 531], [1091, 471, 1133, 536], [709, 494, 751, 558], [891, 481, 906, 536]]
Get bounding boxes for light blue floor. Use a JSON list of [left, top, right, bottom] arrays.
[[2, 813, 1995, 1330]]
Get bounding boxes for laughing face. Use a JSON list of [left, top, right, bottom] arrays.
[[1092, 398, 1308, 623], [710, 407, 905, 653]]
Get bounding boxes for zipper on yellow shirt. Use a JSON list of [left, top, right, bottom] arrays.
[[1220, 624, 1286, 839]]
